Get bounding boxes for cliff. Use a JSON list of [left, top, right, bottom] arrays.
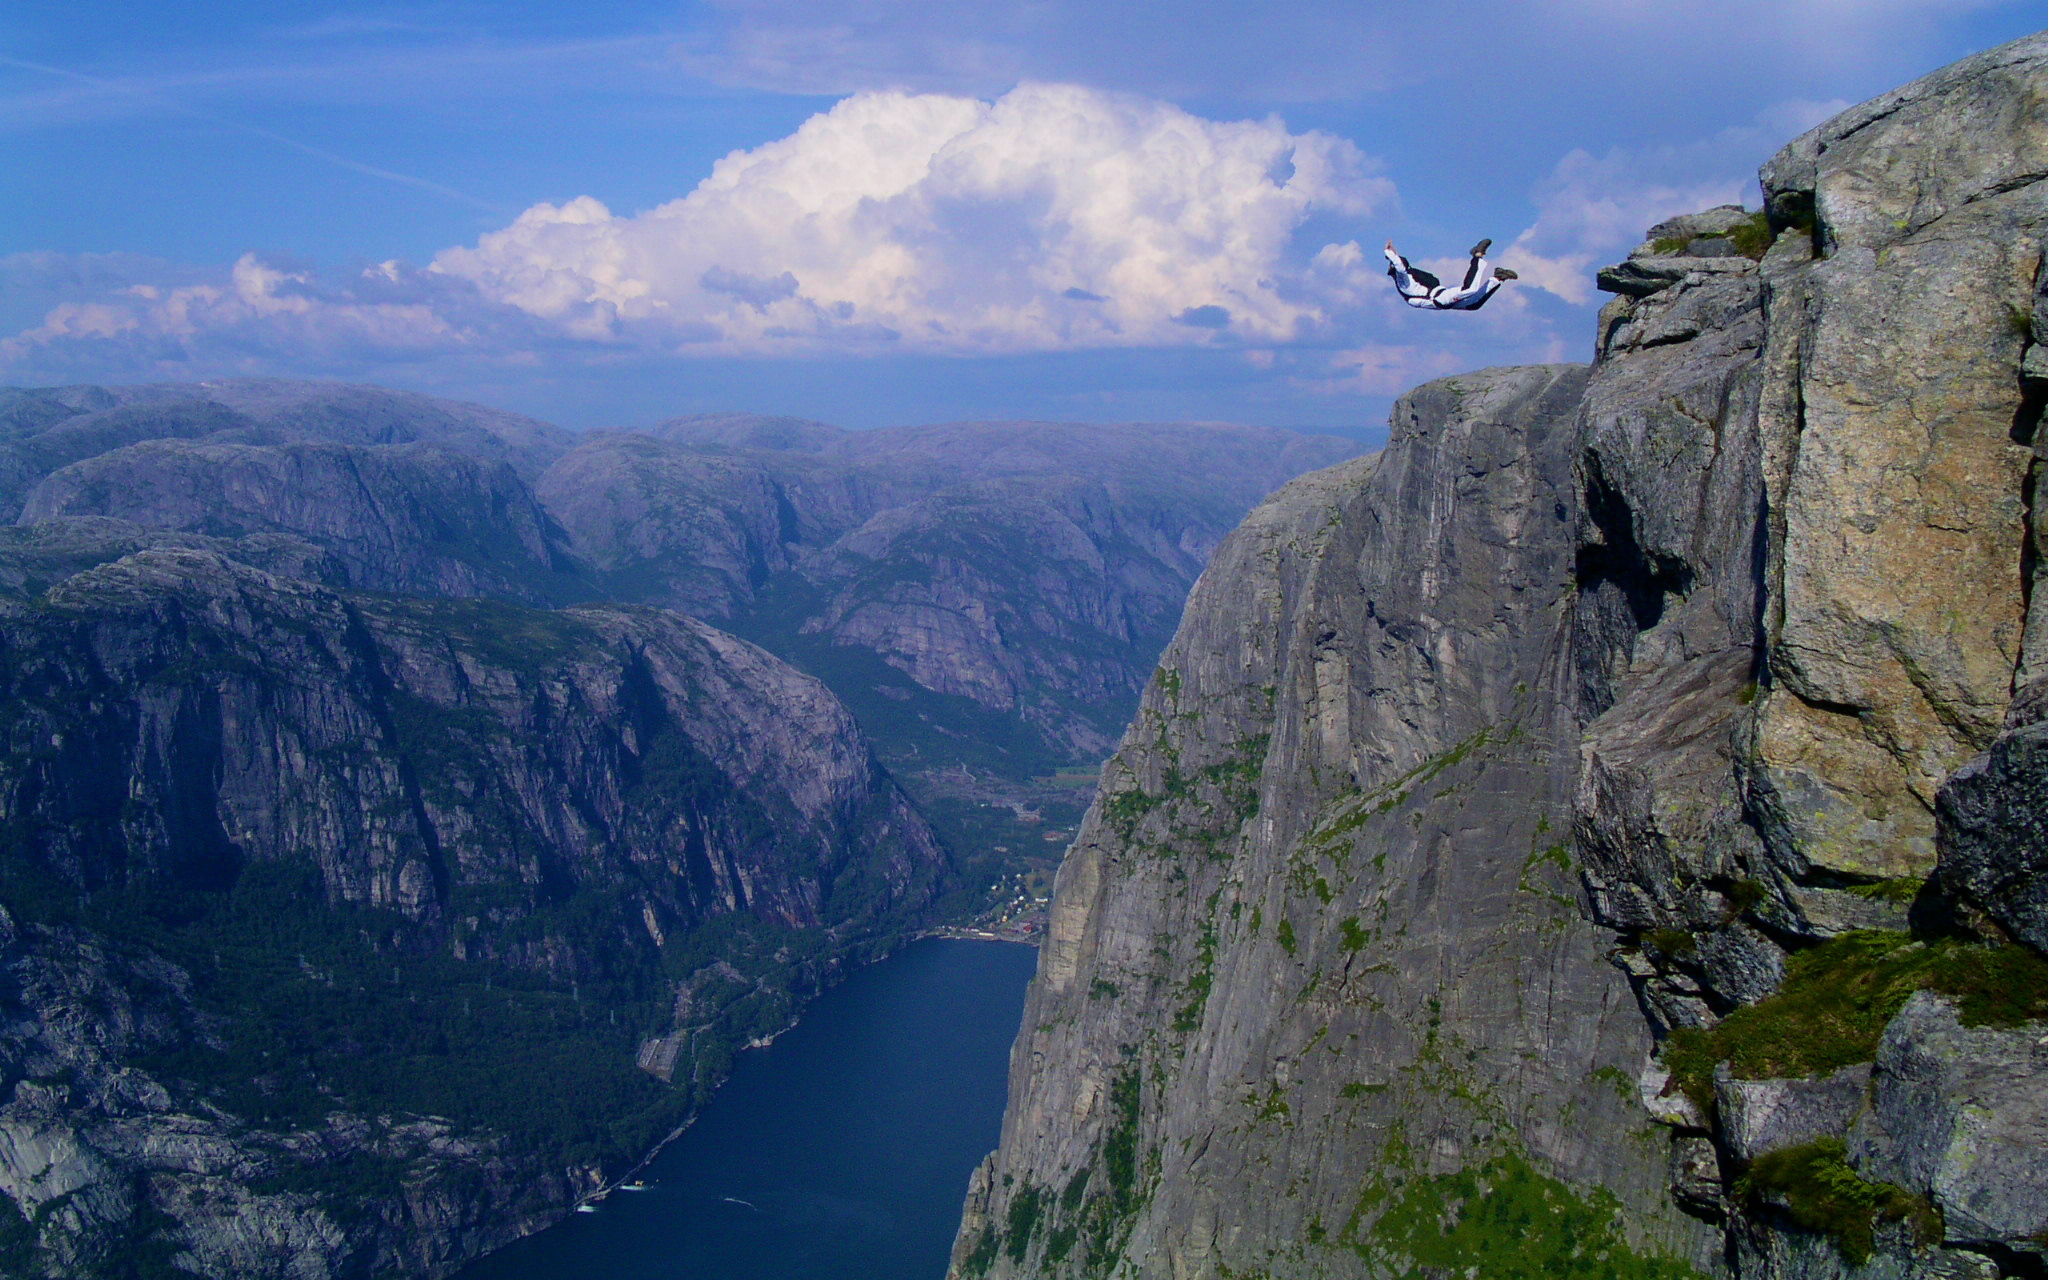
[[0, 548, 947, 1278], [949, 366, 1717, 1279], [957, 31, 2048, 1280]]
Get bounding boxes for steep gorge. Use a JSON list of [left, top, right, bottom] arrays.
[[956, 33, 2048, 1280], [0, 549, 947, 1277]]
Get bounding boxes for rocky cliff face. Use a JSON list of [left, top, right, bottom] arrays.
[[0, 547, 947, 1278], [958, 31, 2048, 1280], [1573, 32, 2048, 1280], [950, 366, 1719, 1279]]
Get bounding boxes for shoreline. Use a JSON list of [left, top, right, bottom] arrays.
[[576, 933, 1033, 1209], [916, 925, 1044, 946]]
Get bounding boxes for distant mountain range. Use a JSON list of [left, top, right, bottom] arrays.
[[2, 380, 1360, 897], [0, 376, 1359, 1276]]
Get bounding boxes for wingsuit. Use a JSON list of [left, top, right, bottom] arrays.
[[1384, 238, 1517, 311]]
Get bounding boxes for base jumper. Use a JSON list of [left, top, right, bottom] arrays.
[[1384, 238, 1518, 311]]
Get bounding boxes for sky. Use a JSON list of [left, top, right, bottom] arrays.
[[2, 2, 2041, 436]]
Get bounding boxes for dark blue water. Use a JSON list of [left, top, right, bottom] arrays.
[[457, 939, 1037, 1280]]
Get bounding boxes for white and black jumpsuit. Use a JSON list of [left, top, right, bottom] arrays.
[[1385, 245, 1503, 311]]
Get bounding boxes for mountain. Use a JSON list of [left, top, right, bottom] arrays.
[[20, 440, 592, 605], [954, 32, 2048, 1280], [538, 417, 1362, 907], [0, 547, 945, 1278], [0, 371, 1358, 1274], [0, 379, 572, 503]]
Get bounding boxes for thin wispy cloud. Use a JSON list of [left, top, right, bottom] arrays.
[[0, 36, 690, 132], [679, 0, 2035, 101], [0, 53, 505, 211]]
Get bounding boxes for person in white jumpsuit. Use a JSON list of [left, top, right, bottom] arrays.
[[1384, 238, 1517, 311]]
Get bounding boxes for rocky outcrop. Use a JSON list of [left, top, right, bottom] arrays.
[[951, 366, 1717, 1279], [1562, 30, 2048, 1280], [957, 30, 2048, 1280], [1850, 993, 2048, 1257], [0, 547, 947, 1278], [19, 441, 592, 605]]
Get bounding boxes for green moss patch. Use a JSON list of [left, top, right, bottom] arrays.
[[1738, 1138, 1939, 1264], [1341, 1149, 1706, 1280], [1648, 212, 1774, 261], [1664, 930, 2048, 1109]]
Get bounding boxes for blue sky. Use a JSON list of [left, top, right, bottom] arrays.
[[2, 2, 2040, 435]]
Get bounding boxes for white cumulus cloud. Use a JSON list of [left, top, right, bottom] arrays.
[[428, 82, 1393, 354]]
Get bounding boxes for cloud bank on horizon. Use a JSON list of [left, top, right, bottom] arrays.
[[5, 83, 1418, 383], [1, 1, 2038, 427], [0, 82, 1797, 385]]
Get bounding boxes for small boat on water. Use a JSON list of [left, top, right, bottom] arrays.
[[619, 1181, 651, 1192], [574, 1204, 598, 1214]]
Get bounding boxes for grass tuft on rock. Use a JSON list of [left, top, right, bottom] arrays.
[[1663, 930, 2048, 1110], [1737, 1138, 1940, 1264], [1341, 1149, 1708, 1280]]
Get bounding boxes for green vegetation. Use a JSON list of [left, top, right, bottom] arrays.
[[958, 1221, 1001, 1276], [1590, 1064, 1633, 1102], [1340, 1149, 1708, 1280], [1245, 1082, 1291, 1123], [1003, 1184, 1047, 1263], [1726, 211, 1776, 259], [0, 845, 905, 1226], [1101, 1069, 1144, 1202], [968, 1067, 1152, 1275], [1305, 727, 1492, 852], [1643, 928, 1697, 958], [1338, 916, 1369, 951], [1518, 841, 1575, 906], [1738, 1138, 1939, 1264], [1649, 212, 1775, 261], [1276, 918, 1297, 956], [1098, 733, 1271, 860], [1663, 930, 2048, 1110], [1090, 978, 1122, 1001], [1155, 666, 1183, 703], [1723, 878, 1768, 918], [1846, 878, 1924, 904], [1172, 920, 1219, 1034]]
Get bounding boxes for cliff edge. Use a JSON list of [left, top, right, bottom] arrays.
[[956, 30, 2048, 1280]]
